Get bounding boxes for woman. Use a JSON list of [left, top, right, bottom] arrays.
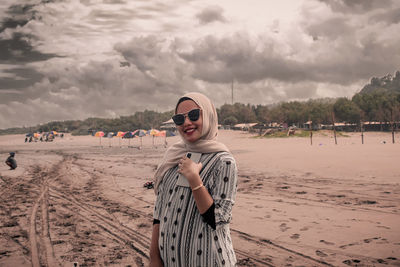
[[150, 92, 238, 266]]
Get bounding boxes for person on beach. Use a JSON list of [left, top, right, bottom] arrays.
[[5, 152, 17, 170], [150, 92, 238, 266]]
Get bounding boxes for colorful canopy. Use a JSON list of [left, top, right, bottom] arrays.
[[133, 129, 146, 137], [150, 129, 160, 136], [95, 131, 105, 137], [116, 131, 126, 137]]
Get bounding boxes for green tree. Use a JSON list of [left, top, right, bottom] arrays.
[[333, 98, 361, 123]]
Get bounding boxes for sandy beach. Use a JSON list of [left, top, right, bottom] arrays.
[[0, 130, 399, 267]]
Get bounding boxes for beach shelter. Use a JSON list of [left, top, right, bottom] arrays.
[[95, 131, 105, 146]]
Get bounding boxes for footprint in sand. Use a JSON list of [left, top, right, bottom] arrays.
[[343, 259, 361, 265], [290, 233, 300, 239], [315, 250, 328, 257], [279, 223, 290, 232], [300, 226, 309, 231], [320, 240, 335, 245]]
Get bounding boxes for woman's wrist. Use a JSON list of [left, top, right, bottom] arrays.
[[187, 173, 202, 188], [191, 183, 203, 191]]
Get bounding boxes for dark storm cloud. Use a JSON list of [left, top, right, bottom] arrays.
[[318, 0, 393, 13], [195, 5, 226, 25], [370, 7, 400, 24], [0, 3, 59, 91], [179, 31, 399, 86], [304, 17, 353, 40]]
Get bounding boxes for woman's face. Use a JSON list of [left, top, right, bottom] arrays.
[[176, 100, 203, 143]]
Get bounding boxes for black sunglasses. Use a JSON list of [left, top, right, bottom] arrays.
[[172, 108, 201, 126]]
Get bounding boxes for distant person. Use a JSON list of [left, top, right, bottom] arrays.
[[25, 137, 28, 142], [5, 152, 17, 170], [150, 92, 238, 266]]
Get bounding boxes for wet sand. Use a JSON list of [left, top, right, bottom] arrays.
[[0, 130, 399, 266]]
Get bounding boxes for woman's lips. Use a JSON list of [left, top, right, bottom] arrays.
[[184, 128, 195, 136]]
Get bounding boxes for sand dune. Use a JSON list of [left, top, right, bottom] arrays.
[[0, 130, 399, 266]]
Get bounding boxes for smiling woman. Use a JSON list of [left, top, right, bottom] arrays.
[[150, 92, 238, 266]]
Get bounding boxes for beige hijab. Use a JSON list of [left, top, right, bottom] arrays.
[[153, 92, 229, 193]]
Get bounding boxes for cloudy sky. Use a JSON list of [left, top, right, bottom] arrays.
[[0, 0, 399, 129]]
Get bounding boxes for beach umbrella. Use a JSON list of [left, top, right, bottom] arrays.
[[95, 131, 105, 137], [116, 131, 126, 147], [117, 131, 126, 137], [95, 131, 104, 146], [133, 129, 146, 137], [132, 129, 146, 148], [157, 130, 166, 137], [150, 129, 160, 136]]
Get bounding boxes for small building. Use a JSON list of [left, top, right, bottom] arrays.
[[232, 123, 258, 131], [160, 119, 176, 131]]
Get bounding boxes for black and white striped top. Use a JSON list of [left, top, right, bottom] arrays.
[[153, 152, 237, 266]]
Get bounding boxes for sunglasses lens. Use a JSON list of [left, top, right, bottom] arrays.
[[173, 109, 200, 125], [172, 114, 185, 125], [188, 109, 200, 121]]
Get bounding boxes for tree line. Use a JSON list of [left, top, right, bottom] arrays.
[[0, 71, 399, 135]]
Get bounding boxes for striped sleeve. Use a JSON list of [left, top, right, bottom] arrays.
[[153, 175, 166, 221], [210, 153, 237, 229]]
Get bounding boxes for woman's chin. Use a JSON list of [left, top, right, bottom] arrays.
[[183, 132, 200, 143]]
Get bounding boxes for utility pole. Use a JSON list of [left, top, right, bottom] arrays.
[[231, 79, 234, 104]]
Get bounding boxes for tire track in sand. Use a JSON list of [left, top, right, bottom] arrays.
[[49, 188, 150, 259]]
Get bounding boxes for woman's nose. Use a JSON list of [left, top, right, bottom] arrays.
[[183, 115, 192, 125]]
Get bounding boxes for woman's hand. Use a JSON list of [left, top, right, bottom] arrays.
[[178, 155, 202, 185]]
